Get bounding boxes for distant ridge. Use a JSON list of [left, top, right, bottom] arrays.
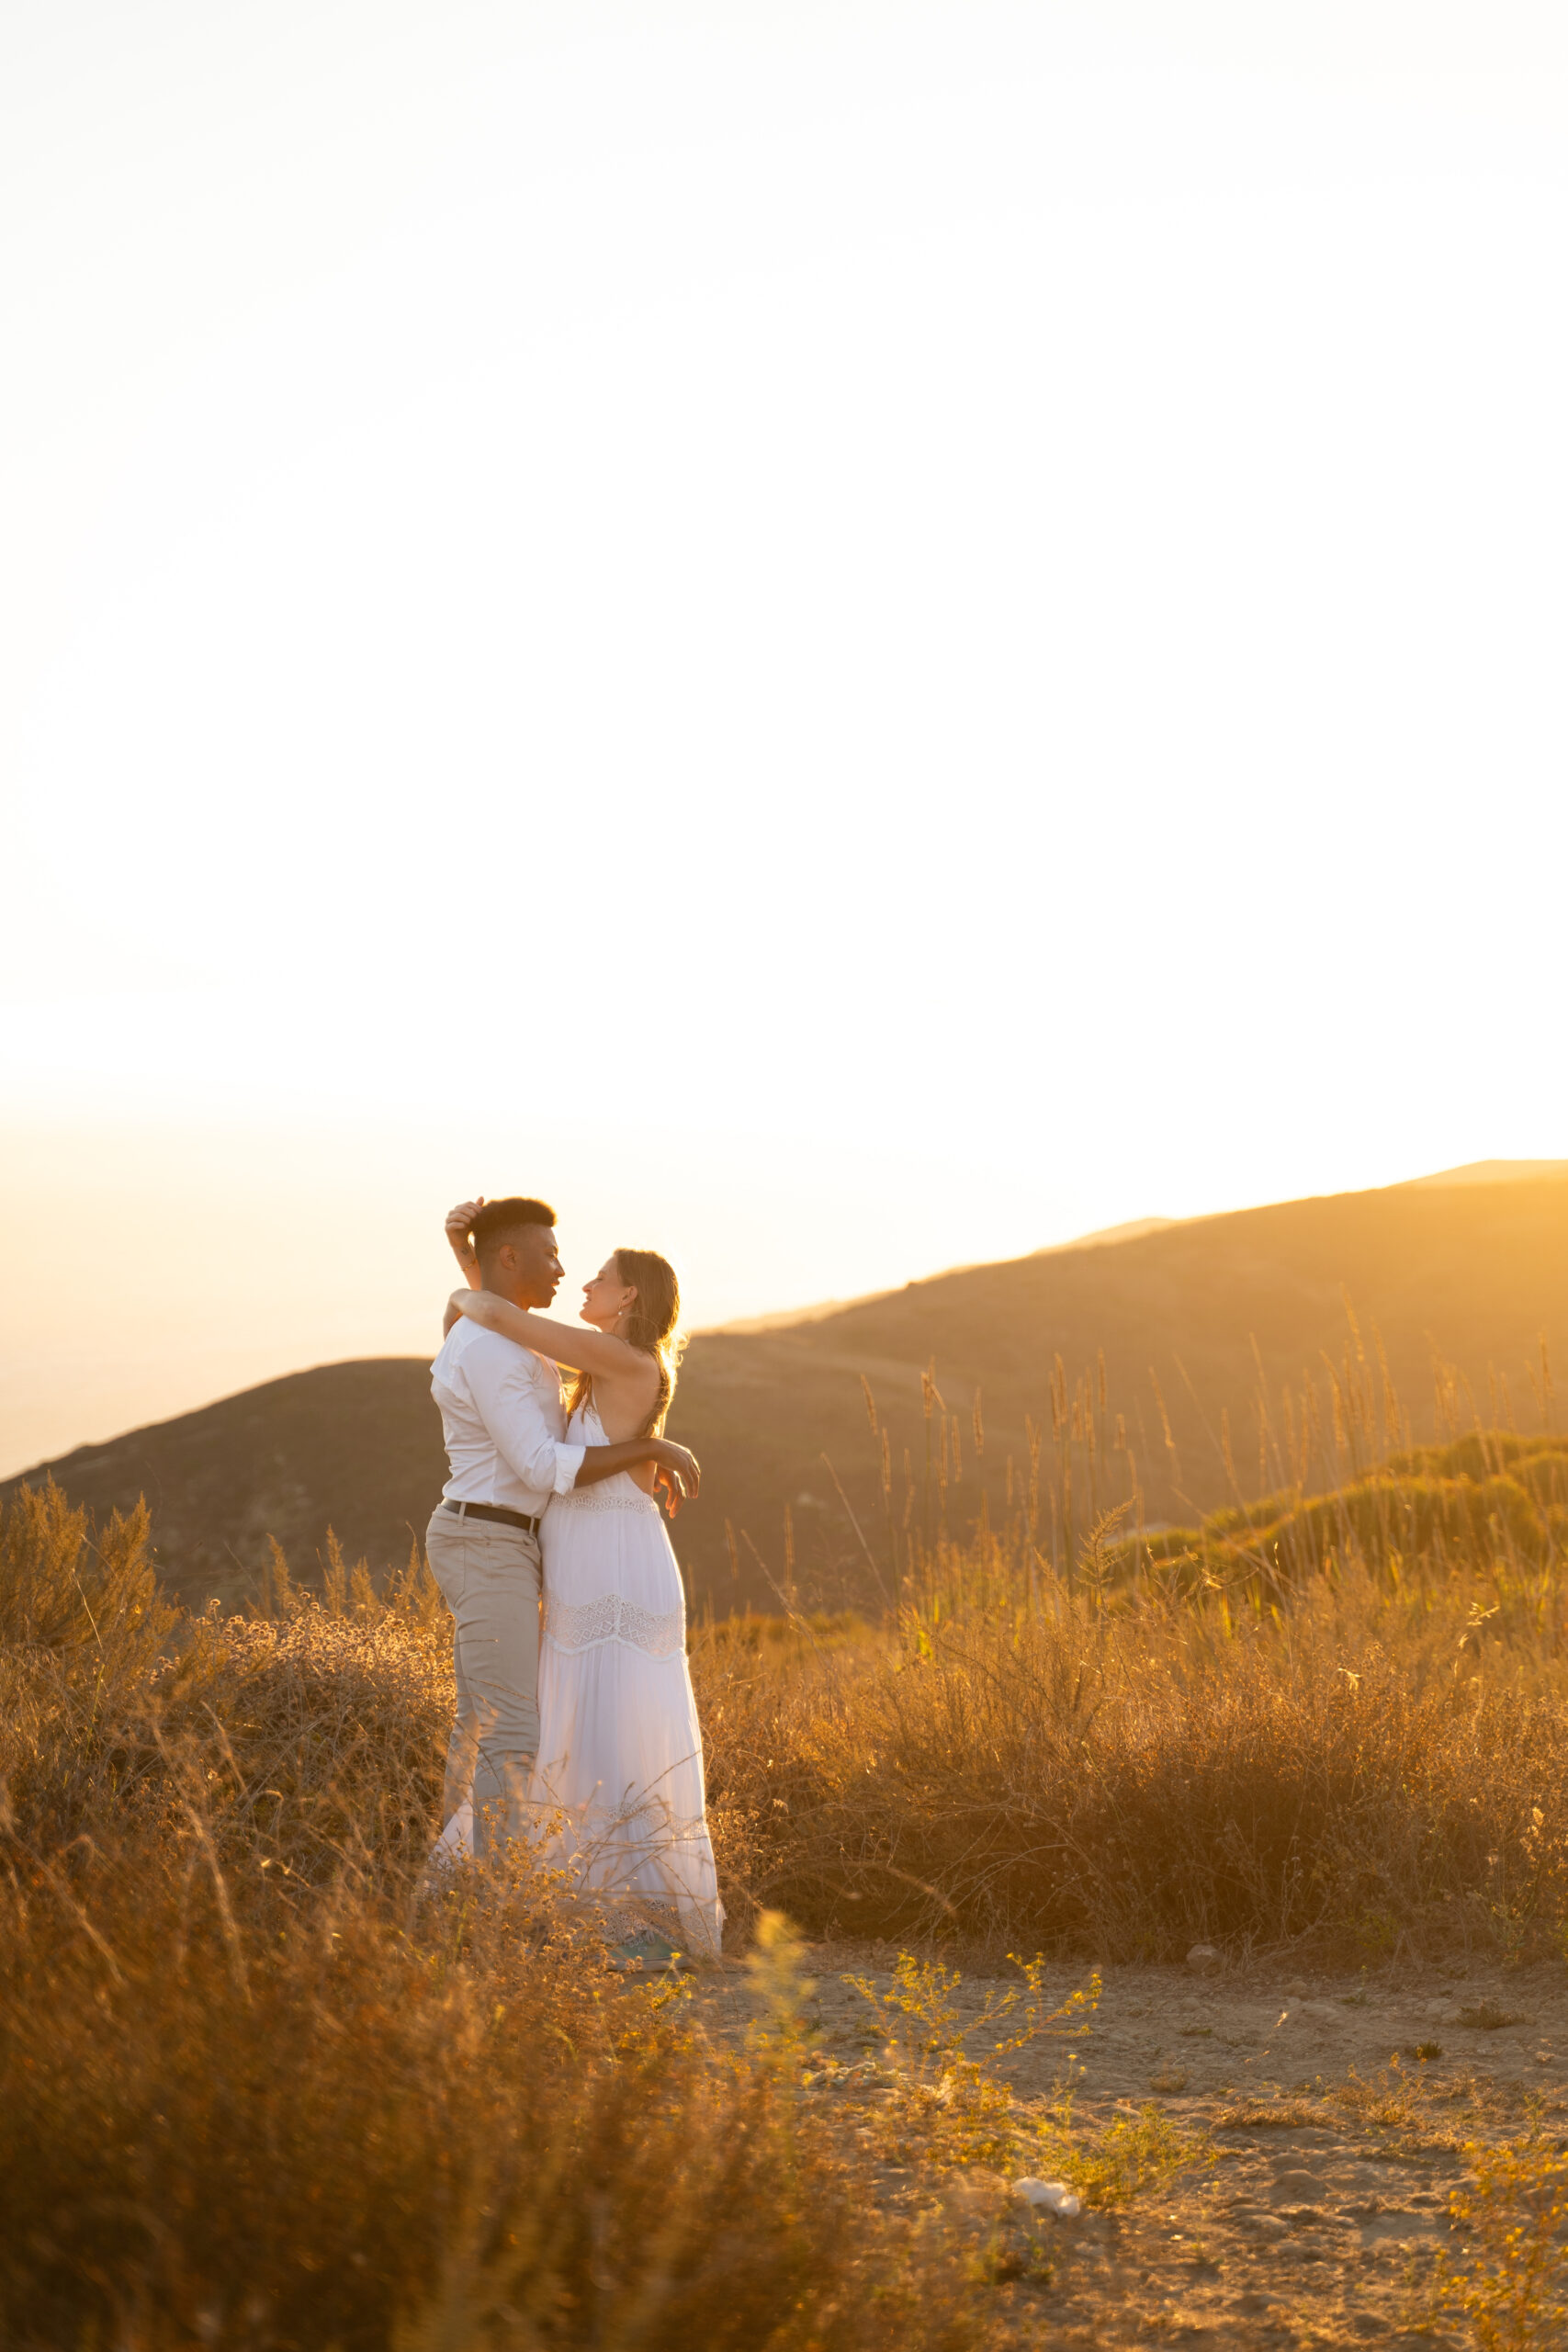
[[1034, 1215, 1179, 1254], [1405, 1159, 1568, 1189], [707, 1295, 881, 1337], [7, 1167, 1567, 1618], [714, 1214, 1180, 1338]]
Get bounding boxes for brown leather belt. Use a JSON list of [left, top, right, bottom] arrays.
[[440, 1499, 542, 1534]]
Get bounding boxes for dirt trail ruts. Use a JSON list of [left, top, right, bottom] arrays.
[[687, 1948, 1568, 2347]]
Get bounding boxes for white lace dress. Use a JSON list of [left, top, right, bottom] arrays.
[[531, 1401, 725, 1955]]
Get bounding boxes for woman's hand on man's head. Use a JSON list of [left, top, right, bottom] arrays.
[[445, 1199, 485, 1282]]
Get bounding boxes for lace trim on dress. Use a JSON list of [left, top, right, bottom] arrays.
[[544, 1590, 685, 1658], [555, 1490, 660, 1516]]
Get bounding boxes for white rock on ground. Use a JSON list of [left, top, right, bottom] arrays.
[[1011, 2178, 1082, 2217]]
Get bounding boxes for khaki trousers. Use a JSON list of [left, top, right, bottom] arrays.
[[424, 1508, 542, 1857]]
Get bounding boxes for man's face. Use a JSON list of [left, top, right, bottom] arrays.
[[499, 1222, 564, 1309]]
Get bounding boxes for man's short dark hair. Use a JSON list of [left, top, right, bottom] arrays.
[[470, 1197, 557, 1259]]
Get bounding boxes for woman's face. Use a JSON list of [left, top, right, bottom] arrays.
[[580, 1256, 636, 1331]]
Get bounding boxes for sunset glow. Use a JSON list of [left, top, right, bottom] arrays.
[[5, 0, 1566, 1471]]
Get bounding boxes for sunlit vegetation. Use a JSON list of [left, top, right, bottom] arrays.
[[701, 1334, 1568, 1965], [699, 1523, 1568, 1964], [4, 1304, 1567, 2342], [1, 1485, 990, 2349]]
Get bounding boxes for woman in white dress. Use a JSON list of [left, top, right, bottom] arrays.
[[442, 1202, 724, 1961]]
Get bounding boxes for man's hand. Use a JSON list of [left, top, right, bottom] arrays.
[[446, 1198, 485, 1283], [649, 1439, 700, 1519]]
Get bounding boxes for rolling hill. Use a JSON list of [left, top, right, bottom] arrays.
[[6, 1169, 1567, 1616]]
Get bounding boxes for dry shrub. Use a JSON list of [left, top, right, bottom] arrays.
[[2, 1485, 451, 1889], [697, 1554, 1568, 1960], [0, 1486, 983, 2351], [156, 1601, 451, 1888], [0, 1842, 977, 2352]]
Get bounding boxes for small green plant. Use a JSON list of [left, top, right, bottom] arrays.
[[1431, 2130, 1568, 2350], [844, 1951, 1099, 2170], [746, 1906, 818, 2070], [840, 1951, 1211, 2204], [971, 2234, 1055, 2288], [1054, 2101, 1215, 2210], [1314, 2054, 1459, 2155]]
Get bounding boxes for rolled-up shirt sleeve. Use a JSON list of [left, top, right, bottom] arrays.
[[464, 1342, 585, 1497], [550, 1440, 587, 1494]]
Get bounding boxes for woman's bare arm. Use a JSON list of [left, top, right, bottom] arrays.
[[445, 1200, 485, 1287], [446, 1288, 651, 1384]]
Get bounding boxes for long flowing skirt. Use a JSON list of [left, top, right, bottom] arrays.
[[532, 1465, 724, 1956]]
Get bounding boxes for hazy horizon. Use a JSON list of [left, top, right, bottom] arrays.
[[6, 1151, 1566, 1479]]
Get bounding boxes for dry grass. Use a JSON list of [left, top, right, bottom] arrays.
[[696, 1335, 1568, 1973], [2, 1484, 452, 1889], [696, 1544, 1568, 1962], [2, 1838, 991, 2352], [0, 1484, 984, 2352], [7, 1429, 1568, 2345]]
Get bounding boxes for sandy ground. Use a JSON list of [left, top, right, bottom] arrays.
[[687, 1945, 1568, 2347]]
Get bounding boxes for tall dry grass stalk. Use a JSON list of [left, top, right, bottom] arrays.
[[829, 1312, 1563, 1623]]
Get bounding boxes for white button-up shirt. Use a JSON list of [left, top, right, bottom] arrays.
[[431, 1318, 586, 1516]]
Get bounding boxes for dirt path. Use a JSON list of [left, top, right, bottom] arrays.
[[688, 1947, 1568, 2346]]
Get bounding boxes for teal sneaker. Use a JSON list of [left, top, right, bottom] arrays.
[[607, 1928, 688, 1973]]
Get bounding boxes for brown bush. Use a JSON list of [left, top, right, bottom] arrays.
[[698, 1554, 1568, 1962], [0, 1838, 979, 2352], [0, 1485, 983, 2352], [1, 1487, 450, 1890]]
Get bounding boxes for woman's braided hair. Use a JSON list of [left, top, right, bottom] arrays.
[[567, 1248, 684, 1436]]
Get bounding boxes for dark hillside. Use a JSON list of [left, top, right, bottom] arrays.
[[6, 1363, 447, 1615], [6, 1174, 1567, 1615]]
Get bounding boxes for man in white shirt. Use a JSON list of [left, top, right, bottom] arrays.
[[426, 1193, 699, 1856]]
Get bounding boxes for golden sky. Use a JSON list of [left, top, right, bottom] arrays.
[[3, 2, 1566, 1472]]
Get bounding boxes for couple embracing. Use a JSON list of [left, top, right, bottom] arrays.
[[425, 1194, 722, 1965]]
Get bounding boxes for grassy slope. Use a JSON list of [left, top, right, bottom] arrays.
[[6, 1175, 1567, 1613], [678, 1173, 1568, 1602]]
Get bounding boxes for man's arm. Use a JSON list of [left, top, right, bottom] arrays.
[[464, 1340, 700, 1507], [576, 1435, 700, 1509]]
